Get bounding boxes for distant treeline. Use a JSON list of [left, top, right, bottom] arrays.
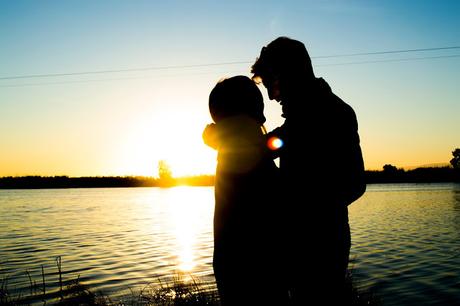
[[0, 175, 214, 189], [0, 168, 458, 189], [366, 166, 459, 184]]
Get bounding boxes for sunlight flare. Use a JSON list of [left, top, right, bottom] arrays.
[[267, 136, 283, 150]]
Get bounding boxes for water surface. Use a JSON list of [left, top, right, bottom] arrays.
[[1, 184, 459, 305]]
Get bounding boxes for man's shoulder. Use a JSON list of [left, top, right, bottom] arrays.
[[316, 78, 355, 114], [323, 89, 357, 123], [335, 95, 356, 116]]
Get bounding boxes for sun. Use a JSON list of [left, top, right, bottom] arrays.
[[151, 110, 217, 177], [115, 107, 217, 177], [162, 130, 219, 177]]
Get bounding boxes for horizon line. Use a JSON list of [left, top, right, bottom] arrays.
[[0, 163, 454, 179]]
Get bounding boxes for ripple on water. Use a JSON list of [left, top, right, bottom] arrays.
[[1, 185, 459, 305], [349, 183, 460, 305]]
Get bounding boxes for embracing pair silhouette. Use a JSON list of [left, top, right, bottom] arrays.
[[203, 37, 366, 306]]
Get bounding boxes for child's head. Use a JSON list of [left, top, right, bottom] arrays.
[[209, 75, 265, 124]]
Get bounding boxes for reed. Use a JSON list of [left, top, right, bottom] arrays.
[[0, 258, 380, 306]]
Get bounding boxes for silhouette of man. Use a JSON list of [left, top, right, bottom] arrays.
[[250, 37, 366, 305]]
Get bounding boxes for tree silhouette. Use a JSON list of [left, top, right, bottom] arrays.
[[451, 148, 460, 169], [383, 164, 398, 173], [158, 160, 173, 186]]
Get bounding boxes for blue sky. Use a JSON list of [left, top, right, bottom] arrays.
[[1, 1, 459, 176]]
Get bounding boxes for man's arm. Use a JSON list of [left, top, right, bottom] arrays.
[[203, 122, 286, 160], [336, 110, 366, 206]]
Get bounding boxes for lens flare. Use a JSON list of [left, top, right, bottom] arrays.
[[267, 136, 283, 150]]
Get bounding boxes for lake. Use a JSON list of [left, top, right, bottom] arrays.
[[1, 184, 459, 305]]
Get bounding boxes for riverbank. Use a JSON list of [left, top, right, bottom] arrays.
[[0, 167, 458, 189], [0, 175, 214, 189]]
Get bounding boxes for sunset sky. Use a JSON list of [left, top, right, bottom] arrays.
[[1, 1, 459, 177]]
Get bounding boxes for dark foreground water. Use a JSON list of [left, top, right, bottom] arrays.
[[1, 184, 459, 305]]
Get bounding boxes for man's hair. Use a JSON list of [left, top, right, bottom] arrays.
[[209, 75, 265, 124], [251, 36, 315, 81]]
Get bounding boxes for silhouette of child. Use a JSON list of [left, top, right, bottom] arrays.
[[208, 76, 287, 305]]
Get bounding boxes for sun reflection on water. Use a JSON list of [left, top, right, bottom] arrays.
[[166, 187, 203, 272]]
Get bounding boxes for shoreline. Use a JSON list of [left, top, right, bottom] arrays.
[[0, 168, 459, 189], [0, 257, 380, 306]]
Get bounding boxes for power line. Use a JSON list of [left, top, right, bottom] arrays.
[[0, 46, 459, 82], [312, 46, 460, 58], [0, 69, 245, 88], [1, 53, 459, 88], [0, 61, 250, 81], [316, 54, 460, 67]]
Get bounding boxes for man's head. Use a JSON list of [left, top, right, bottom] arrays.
[[209, 75, 265, 124], [251, 37, 315, 101]]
